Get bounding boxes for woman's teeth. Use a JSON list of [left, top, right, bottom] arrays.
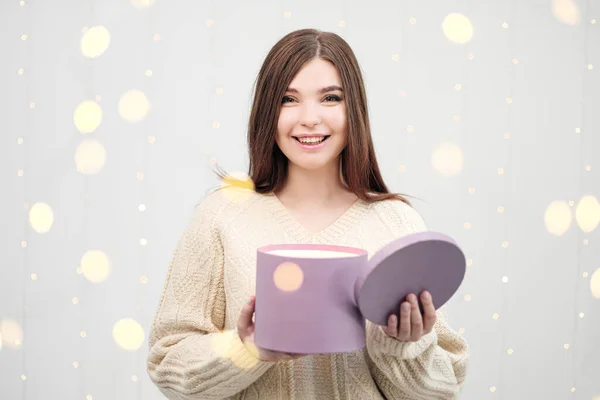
[[297, 137, 326, 144]]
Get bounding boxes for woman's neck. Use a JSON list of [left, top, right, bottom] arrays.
[[275, 161, 354, 208]]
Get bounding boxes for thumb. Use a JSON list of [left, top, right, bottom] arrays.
[[237, 296, 255, 335]]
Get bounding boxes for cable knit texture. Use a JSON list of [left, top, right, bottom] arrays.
[[147, 188, 469, 400]]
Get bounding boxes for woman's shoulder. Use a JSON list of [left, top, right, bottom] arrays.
[[369, 196, 428, 233], [192, 186, 261, 223]]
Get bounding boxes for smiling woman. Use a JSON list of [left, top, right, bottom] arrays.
[[276, 59, 347, 173], [148, 28, 469, 400], [214, 29, 413, 206]]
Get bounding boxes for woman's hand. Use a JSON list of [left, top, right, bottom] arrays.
[[382, 290, 436, 342], [237, 296, 306, 362]]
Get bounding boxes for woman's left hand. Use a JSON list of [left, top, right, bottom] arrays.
[[382, 290, 436, 342]]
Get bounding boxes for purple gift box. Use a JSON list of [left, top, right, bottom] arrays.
[[254, 231, 466, 354]]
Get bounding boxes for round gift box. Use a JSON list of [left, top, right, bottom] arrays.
[[253, 232, 466, 355], [254, 243, 368, 354]]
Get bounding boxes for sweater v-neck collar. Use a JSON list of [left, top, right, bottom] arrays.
[[263, 192, 370, 242]]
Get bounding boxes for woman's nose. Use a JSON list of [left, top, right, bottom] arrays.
[[299, 102, 322, 127]]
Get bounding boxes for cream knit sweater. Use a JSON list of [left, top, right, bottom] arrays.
[[147, 188, 469, 400]]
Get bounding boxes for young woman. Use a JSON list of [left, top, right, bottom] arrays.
[[147, 29, 469, 399]]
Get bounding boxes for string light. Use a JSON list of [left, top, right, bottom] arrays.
[[494, 0, 519, 393], [74, 1, 105, 396], [132, 3, 156, 395], [6, 0, 36, 393], [571, 0, 593, 395], [444, 5, 472, 352]]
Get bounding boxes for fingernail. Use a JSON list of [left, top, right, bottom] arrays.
[[423, 291, 431, 300], [402, 303, 410, 312]]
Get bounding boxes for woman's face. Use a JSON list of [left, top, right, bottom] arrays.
[[275, 58, 347, 172]]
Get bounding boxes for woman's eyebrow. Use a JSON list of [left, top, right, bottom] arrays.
[[285, 85, 344, 94]]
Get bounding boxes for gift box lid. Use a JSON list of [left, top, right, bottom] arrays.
[[357, 231, 466, 326]]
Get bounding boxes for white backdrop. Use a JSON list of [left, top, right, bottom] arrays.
[[1, 0, 599, 399]]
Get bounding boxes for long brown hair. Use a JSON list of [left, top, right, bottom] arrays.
[[213, 28, 414, 206]]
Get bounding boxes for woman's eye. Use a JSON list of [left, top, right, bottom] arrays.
[[281, 95, 342, 104], [324, 95, 342, 102]]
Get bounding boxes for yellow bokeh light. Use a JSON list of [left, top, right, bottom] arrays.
[[80, 250, 111, 283], [75, 139, 106, 175], [552, 0, 581, 25], [431, 142, 464, 177], [575, 195, 600, 233], [29, 202, 54, 234], [442, 13, 474, 44], [73, 100, 102, 134], [81, 26, 111, 58], [273, 262, 304, 292], [131, 0, 155, 8], [209, 330, 260, 370], [113, 318, 145, 351], [119, 90, 151, 122], [211, 330, 234, 359], [590, 269, 600, 299], [545, 200, 572, 236], [222, 172, 254, 190], [0, 319, 23, 349], [221, 172, 255, 204]]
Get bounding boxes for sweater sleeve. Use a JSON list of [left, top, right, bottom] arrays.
[[365, 200, 470, 399], [146, 193, 274, 400], [365, 308, 469, 399]]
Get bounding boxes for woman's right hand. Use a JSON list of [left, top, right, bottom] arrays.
[[237, 296, 306, 362]]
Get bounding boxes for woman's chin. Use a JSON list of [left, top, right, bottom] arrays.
[[288, 157, 336, 171]]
